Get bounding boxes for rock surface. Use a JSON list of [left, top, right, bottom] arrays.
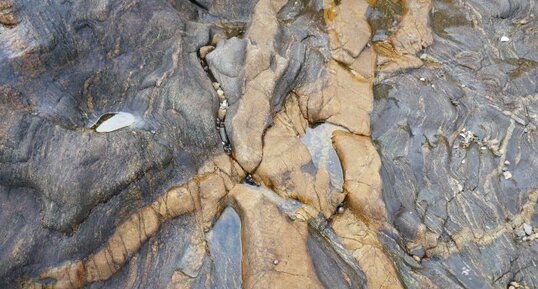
[[0, 0, 536, 288]]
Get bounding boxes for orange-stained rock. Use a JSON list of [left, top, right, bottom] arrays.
[[24, 165, 236, 289], [296, 60, 373, 136], [36, 261, 85, 289], [350, 45, 377, 80], [324, 0, 371, 66], [230, 184, 325, 289], [277, 93, 309, 136], [376, 0, 433, 72], [375, 41, 425, 72], [323, 0, 376, 81], [152, 185, 195, 219], [255, 114, 316, 198], [0, 1, 16, 26], [323, 61, 373, 135], [332, 130, 388, 225], [332, 210, 404, 289], [198, 153, 246, 191], [254, 95, 345, 217], [170, 270, 195, 289], [198, 173, 227, 229], [86, 205, 161, 282], [229, 0, 289, 172], [391, 0, 433, 56]]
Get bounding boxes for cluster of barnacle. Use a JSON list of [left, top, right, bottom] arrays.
[[514, 222, 537, 242], [508, 280, 531, 289], [458, 128, 504, 157], [458, 128, 477, 149]]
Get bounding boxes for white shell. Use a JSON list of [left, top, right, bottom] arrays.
[[96, 112, 136, 133], [500, 36, 510, 42]]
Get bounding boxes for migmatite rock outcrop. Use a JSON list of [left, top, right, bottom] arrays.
[[0, 0, 536, 288]]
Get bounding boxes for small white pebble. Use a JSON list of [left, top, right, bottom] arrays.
[[419, 77, 426, 81], [212, 82, 220, 89], [503, 171, 512, 180], [273, 259, 279, 265], [337, 206, 345, 214], [412, 255, 421, 262], [461, 159, 466, 164], [523, 223, 532, 235], [461, 84, 466, 88], [504, 160, 510, 165], [500, 36, 510, 42]]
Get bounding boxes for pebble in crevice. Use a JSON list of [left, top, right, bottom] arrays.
[[199, 46, 233, 155]]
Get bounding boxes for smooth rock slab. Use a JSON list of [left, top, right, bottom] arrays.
[[207, 207, 243, 289], [301, 123, 345, 192]]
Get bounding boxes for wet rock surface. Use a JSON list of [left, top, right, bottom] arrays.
[[371, 0, 538, 288], [0, 0, 536, 289]]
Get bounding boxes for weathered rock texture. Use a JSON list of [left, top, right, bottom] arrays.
[[370, 0, 538, 288], [0, 0, 537, 288]]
